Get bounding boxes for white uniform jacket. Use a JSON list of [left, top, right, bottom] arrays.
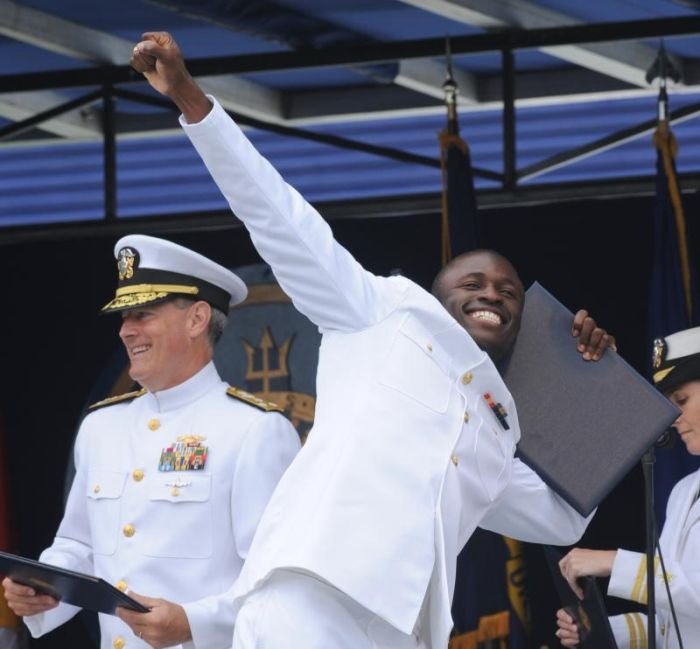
[[608, 469, 700, 649], [25, 362, 300, 649], [182, 99, 592, 649]]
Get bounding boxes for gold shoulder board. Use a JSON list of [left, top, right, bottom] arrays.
[[88, 388, 147, 410], [226, 387, 284, 412]]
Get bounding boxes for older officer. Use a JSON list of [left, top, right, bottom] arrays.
[[131, 33, 615, 649], [2, 235, 300, 649]]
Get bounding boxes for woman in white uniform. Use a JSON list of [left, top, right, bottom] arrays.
[[556, 325, 700, 649]]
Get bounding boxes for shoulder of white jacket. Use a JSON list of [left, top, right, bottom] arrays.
[[88, 388, 147, 411], [225, 386, 284, 413]]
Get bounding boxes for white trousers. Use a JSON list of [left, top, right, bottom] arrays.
[[233, 570, 427, 649]]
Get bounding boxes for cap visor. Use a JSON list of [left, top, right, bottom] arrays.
[[100, 291, 171, 314]]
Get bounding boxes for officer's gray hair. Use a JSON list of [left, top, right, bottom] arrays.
[[171, 297, 228, 348]]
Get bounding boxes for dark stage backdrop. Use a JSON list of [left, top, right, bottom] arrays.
[[1, 190, 698, 648]]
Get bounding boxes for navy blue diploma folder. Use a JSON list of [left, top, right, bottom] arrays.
[[543, 545, 619, 649], [0, 551, 149, 615], [501, 283, 680, 517]]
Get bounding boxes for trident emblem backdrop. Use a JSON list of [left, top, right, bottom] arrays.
[[214, 263, 319, 442]]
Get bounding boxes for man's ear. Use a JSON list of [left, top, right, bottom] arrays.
[[187, 300, 212, 339]]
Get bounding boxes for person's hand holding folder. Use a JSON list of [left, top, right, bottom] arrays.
[[2, 576, 59, 617], [117, 591, 192, 648], [571, 308, 617, 361], [559, 548, 617, 599]]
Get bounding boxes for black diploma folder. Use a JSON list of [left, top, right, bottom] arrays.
[[543, 545, 619, 649], [501, 282, 680, 516], [0, 551, 150, 615]]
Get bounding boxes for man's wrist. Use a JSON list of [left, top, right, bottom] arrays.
[[169, 77, 212, 124]]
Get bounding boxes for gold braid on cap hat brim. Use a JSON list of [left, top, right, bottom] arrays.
[[116, 283, 200, 297], [102, 284, 200, 312], [653, 366, 675, 385]]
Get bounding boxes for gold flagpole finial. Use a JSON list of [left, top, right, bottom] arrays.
[[443, 37, 459, 135], [645, 41, 681, 122]]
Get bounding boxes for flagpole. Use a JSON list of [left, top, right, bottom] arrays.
[[440, 37, 458, 265], [439, 38, 479, 265], [644, 43, 681, 649]]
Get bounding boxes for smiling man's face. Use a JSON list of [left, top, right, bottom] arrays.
[[433, 250, 525, 362], [119, 300, 195, 392]]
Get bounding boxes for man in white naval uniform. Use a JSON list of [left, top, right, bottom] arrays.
[[131, 33, 616, 649], [2, 235, 300, 649]]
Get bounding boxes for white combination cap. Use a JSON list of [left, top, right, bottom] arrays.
[[101, 234, 247, 313]]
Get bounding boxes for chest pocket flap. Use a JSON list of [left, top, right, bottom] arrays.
[[86, 470, 127, 500], [379, 315, 451, 413], [148, 473, 211, 503]]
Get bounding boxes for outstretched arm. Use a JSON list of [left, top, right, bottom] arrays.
[[131, 32, 401, 332]]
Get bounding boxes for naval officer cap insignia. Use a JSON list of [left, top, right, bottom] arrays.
[[101, 234, 247, 314], [653, 326, 700, 394]]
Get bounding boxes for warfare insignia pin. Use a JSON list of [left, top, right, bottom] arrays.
[[652, 338, 665, 369], [483, 392, 510, 430], [117, 246, 138, 281], [158, 435, 208, 472]]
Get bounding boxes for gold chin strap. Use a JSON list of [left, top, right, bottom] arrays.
[[115, 284, 199, 296], [653, 366, 675, 385]]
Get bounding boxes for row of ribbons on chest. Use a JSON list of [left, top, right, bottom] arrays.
[[158, 435, 208, 472]]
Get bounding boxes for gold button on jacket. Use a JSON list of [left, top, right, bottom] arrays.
[[122, 524, 135, 538], [132, 469, 144, 482], [461, 371, 473, 385], [113, 637, 126, 649]]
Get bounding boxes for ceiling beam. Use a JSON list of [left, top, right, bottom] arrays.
[[31, 67, 636, 136], [0, 90, 102, 138], [4, 173, 700, 247], [0, 0, 286, 128], [0, 13, 695, 137], [1, 15, 698, 96], [0, 0, 133, 62], [0, 66, 683, 145], [518, 100, 700, 182], [284, 68, 659, 124], [0, 0, 474, 124], [396, 0, 678, 88]]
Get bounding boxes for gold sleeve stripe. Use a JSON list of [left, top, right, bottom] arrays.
[[115, 283, 199, 297], [624, 613, 639, 649], [632, 612, 647, 649], [631, 556, 647, 603], [624, 612, 647, 649]]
